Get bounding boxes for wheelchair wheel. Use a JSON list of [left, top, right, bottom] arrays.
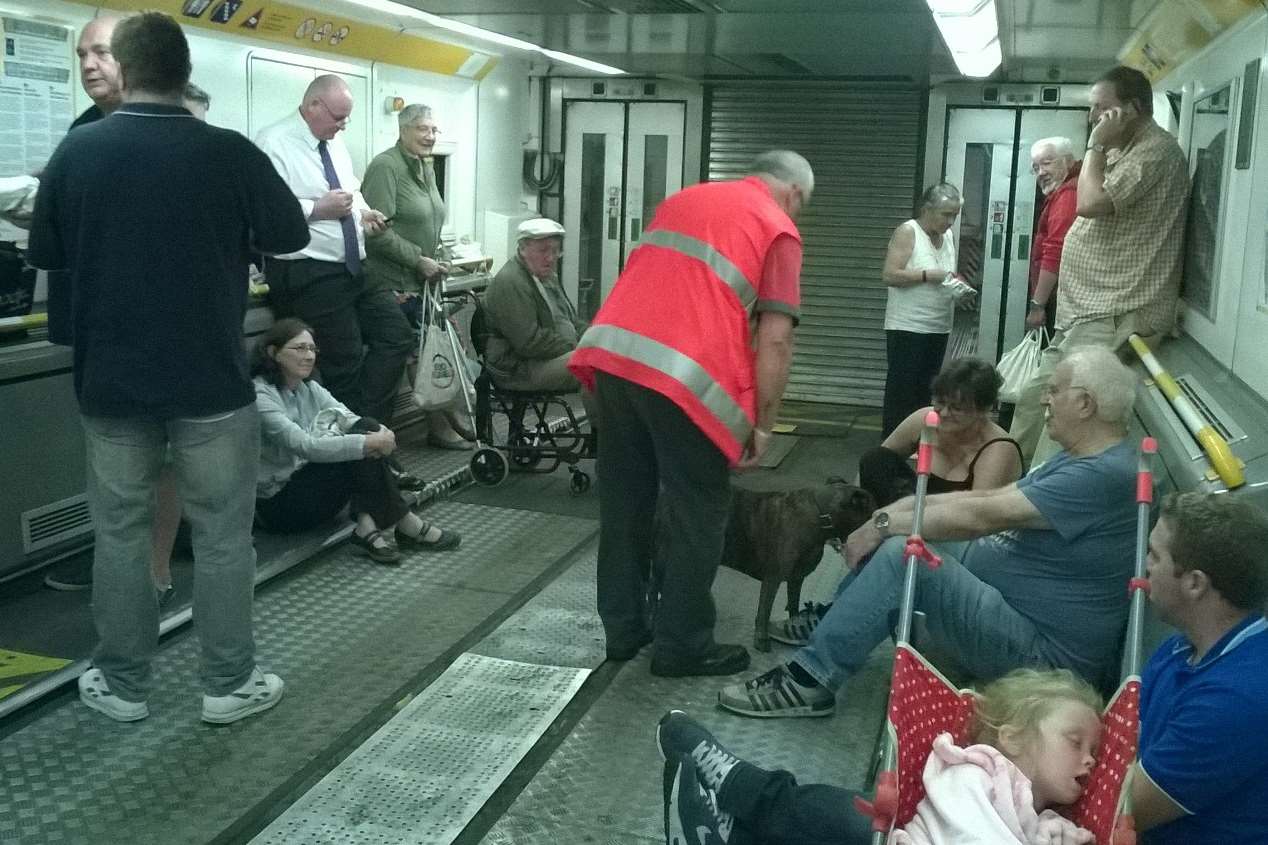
[[568, 469, 591, 496], [470, 448, 509, 487]]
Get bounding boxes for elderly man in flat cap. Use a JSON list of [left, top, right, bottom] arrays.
[[481, 217, 596, 429]]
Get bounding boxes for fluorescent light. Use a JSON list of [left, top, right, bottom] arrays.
[[925, 0, 1001, 77], [952, 38, 1002, 78], [541, 49, 625, 75], [338, 0, 625, 74]]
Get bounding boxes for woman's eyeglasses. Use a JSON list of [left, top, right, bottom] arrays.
[[284, 343, 319, 354]]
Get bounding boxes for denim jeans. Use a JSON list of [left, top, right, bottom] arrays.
[[82, 404, 261, 701], [793, 536, 1053, 691]]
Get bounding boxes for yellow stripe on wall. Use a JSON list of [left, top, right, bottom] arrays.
[[98, 0, 498, 78]]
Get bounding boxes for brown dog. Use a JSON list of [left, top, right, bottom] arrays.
[[721, 478, 874, 652]]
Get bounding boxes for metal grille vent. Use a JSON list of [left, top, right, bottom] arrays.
[[21, 494, 93, 554], [1175, 375, 1247, 444], [612, 0, 704, 12]]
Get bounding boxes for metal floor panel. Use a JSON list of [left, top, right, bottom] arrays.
[[250, 654, 588, 845], [480, 565, 892, 845], [0, 502, 596, 845]]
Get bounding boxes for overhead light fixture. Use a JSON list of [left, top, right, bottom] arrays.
[[925, 0, 1001, 78], [339, 0, 625, 75]]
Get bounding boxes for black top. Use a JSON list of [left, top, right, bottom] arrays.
[[28, 102, 310, 418], [45, 104, 106, 345], [926, 436, 1024, 494]]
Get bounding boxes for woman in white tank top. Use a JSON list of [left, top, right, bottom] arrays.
[[879, 183, 964, 435]]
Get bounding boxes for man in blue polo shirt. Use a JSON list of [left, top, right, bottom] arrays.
[[1133, 491, 1268, 843], [28, 12, 309, 725]]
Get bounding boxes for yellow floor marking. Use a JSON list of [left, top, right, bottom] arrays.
[[0, 648, 73, 699]]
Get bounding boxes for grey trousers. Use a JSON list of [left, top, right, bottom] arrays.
[[497, 351, 598, 427], [82, 404, 261, 700]]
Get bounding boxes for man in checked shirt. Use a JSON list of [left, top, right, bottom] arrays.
[[1010, 66, 1190, 467]]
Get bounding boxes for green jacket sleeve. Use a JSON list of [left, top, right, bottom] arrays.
[[484, 263, 575, 361], [361, 160, 423, 269]]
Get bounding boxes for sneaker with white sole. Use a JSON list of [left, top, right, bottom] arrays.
[[663, 754, 733, 845], [657, 711, 741, 795], [78, 668, 149, 722], [717, 664, 835, 718], [767, 602, 831, 647], [201, 667, 284, 724]]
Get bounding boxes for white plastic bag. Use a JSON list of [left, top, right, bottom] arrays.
[[412, 315, 463, 411], [997, 328, 1047, 404]]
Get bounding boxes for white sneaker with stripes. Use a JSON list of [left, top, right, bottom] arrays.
[[716, 665, 834, 718]]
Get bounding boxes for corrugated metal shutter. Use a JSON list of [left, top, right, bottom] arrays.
[[707, 83, 924, 406]]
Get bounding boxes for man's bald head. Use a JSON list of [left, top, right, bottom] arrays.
[[299, 74, 353, 141], [77, 15, 124, 112]]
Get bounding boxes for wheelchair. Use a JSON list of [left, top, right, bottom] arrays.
[[464, 294, 594, 495]]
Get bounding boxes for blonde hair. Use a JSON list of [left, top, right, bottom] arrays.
[[972, 668, 1102, 749]]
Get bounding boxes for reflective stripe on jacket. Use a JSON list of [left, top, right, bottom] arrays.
[[569, 176, 799, 463]]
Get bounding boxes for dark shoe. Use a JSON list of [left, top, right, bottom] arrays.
[[156, 583, 177, 609], [393, 470, 427, 492], [716, 664, 835, 718], [657, 710, 741, 794], [44, 559, 93, 591], [395, 522, 461, 551], [663, 754, 733, 845], [350, 529, 402, 564], [767, 601, 831, 647], [606, 630, 653, 661], [650, 644, 750, 678]]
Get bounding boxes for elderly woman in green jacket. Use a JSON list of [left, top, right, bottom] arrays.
[[483, 218, 596, 430], [361, 103, 469, 450]]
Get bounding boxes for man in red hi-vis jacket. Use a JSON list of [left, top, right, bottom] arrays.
[[570, 150, 813, 678]]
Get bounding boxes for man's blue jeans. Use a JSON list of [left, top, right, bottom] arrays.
[[793, 537, 1055, 691], [82, 404, 261, 701]]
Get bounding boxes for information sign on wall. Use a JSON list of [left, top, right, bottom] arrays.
[[0, 17, 74, 177]]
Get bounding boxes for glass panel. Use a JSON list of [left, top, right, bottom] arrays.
[[1183, 85, 1231, 319], [578, 133, 606, 321], [956, 143, 992, 286], [641, 135, 669, 226]]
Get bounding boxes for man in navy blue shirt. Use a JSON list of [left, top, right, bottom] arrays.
[[28, 12, 309, 725], [1134, 491, 1268, 843]]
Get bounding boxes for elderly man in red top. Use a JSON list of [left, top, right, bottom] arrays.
[[570, 150, 813, 678], [1026, 137, 1080, 335]]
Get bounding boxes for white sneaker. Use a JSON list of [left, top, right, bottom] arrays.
[[201, 667, 284, 724], [78, 668, 149, 722]]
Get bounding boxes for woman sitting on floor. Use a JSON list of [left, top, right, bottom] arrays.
[[859, 357, 1023, 508], [253, 318, 461, 565], [660, 667, 1103, 845]]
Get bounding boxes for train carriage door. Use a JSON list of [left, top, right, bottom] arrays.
[[943, 106, 1087, 362], [944, 109, 1015, 364], [562, 100, 686, 321]]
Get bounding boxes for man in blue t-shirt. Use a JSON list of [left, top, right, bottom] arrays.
[[1133, 491, 1268, 844], [719, 346, 1141, 718]]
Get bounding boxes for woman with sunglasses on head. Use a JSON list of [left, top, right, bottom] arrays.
[[859, 357, 1023, 509], [252, 318, 461, 565]]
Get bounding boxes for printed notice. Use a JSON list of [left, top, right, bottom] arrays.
[[0, 17, 74, 178]]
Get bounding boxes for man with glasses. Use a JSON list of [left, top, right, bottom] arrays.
[[717, 345, 1142, 719], [255, 74, 413, 426]]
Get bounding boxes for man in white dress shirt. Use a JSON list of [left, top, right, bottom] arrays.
[[255, 74, 413, 423]]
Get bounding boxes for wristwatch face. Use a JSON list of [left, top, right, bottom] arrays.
[[873, 511, 890, 531]]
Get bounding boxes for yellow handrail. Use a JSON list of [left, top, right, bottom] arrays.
[[1128, 334, 1244, 489]]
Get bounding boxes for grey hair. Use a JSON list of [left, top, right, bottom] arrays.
[[1031, 136, 1075, 160], [1061, 345, 1137, 424], [399, 103, 433, 128], [918, 182, 962, 214], [183, 82, 210, 110], [749, 150, 814, 193]]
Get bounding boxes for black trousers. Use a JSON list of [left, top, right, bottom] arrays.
[[255, 418, 409, 534], [881, 330, 949, 437], [265, 257, 414, 424], [857, 445, 918, 509], [593, 372, 731, 658], [720, 761, 874, 845]]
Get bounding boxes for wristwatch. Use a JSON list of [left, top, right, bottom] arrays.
[[1028, 299, 1045, 310], [1086, 141, 1107, 154], [872, 511, 891, 536]]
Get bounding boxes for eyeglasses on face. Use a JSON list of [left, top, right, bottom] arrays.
[[284, 343, 319, 354], [410, 123, 441, 136], [932, 398, 976, 416], [316, 98, 350, 125], [1042, 383, 1087, 399]]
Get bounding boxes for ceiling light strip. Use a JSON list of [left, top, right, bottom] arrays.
[[924, 0, 1001, 78], [339, 0, 625, 75]]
